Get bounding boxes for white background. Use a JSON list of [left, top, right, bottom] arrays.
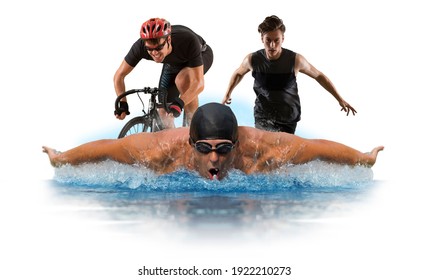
[[1, 0, 427, 279]]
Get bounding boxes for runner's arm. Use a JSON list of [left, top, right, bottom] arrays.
[[295, 54, 356, 115], [222, 54, 252, 104]]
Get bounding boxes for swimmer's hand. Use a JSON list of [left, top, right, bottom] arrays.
[[364, 146, 384, 167], [42, 146, 62, 167]]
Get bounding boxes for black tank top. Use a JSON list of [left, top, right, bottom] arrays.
[[251, 48, 301, 123]]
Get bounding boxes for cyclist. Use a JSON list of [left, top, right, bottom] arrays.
[[43, 103, 383, 181], [114, 17, 214, 128], [221, 15, 356, 134]]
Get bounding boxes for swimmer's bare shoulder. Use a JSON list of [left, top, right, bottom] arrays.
[[122, 127, 192, 172], [127, 127, 190, 149], [237, 126, 295, 148], [236, 126, 296, 166]]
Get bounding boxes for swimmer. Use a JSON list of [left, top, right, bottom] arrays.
[[43, 103, 383, 180]]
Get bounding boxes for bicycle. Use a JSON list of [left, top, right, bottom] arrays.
[[115, 87, 165, 138], [115, 87, 185, 138]]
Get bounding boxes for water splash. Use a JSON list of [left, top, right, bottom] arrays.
[[53, 160, 373, 192]]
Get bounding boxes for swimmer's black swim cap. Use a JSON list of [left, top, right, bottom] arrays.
[[190, 103, 238, 143]]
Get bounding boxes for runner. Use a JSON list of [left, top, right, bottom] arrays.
[[222, 15, 355, 134]]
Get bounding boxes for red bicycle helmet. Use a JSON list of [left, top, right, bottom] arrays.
[[140, 18, 171, 39]]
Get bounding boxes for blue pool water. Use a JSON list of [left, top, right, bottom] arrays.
[[47, 160, 379, 236], [53, 160, 374, 191]]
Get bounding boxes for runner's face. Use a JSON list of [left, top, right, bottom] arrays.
[[192, 139, 235, 181], [262, 29, 284, 60], [145, 37, 170, 63]]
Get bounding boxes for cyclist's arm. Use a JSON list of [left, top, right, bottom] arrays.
[[113, 60, 135, 120], [222, 54, 252, 104], [114, 59, 135, 101]]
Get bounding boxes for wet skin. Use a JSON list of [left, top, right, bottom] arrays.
[[42, 127, 384, 181]]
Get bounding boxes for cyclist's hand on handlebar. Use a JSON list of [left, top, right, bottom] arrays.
[[168, 97, 184, 118], [114, 101, 130, 120], [115, 112, 127, 120]]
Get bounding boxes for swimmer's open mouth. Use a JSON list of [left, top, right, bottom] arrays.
[[209, 168, 219, 177]]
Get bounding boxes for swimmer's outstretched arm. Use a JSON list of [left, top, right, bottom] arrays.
[[42, 139, 135, 167], [289, 139, 384, 167]]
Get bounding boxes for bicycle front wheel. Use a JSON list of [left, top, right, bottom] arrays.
[[118, 116, 151, 138]]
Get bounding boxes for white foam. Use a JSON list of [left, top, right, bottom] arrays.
[[53, 160, 374, 191]]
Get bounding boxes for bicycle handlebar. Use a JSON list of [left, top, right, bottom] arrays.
[[115, 87, 163, 113]]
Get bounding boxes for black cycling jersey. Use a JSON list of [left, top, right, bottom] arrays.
[[251, 48, 301, 129], [124, 25, 213, 104]]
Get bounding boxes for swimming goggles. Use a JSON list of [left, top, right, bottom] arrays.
[[193, 142, 235, 155]]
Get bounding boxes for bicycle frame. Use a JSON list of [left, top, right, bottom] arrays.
[[115, 87, 166, 138]]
